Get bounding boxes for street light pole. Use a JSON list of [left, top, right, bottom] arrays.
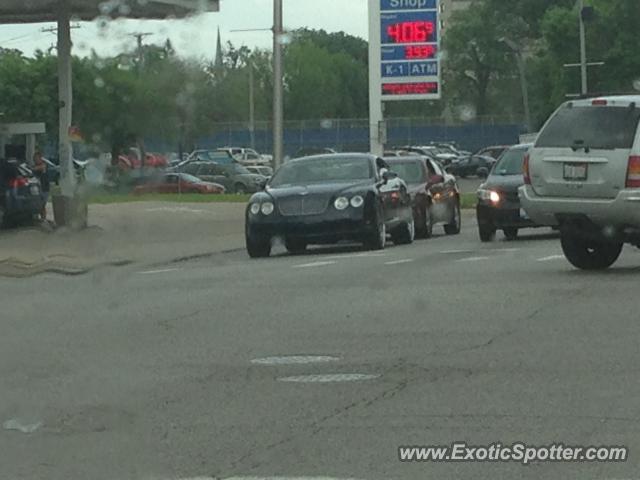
[[249, 64, 256, 150], [579, 0, 588, 95], [499, 37, 532, 134], [272, 0, 284, 168]]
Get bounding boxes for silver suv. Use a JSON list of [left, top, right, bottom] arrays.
[[520, 95, 640, 270]]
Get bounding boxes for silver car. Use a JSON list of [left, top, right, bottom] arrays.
[[520, 95, 640, 270]]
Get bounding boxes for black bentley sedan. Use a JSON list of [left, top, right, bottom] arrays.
[[245, 154, 414, 257]]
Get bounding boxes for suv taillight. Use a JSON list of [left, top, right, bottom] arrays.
[[626, 155, 640, 188], [523, 153, 531, 185]]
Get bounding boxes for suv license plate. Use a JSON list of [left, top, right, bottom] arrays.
[[563, 163, 588, 181]]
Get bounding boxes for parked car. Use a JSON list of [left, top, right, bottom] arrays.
[[476, 145, 511, 160], [294, 147, 338, 158], [400, 145, 458, 165], [520, 95, 640, 270], [185, 149, 235, 165], [447, 155, 497, 178], [133, 173, 225, 195], [476, 144, 542, 242], [385, 156, 462, 238], [245, 154, 414, 257], [0, 159, 43, 226], [245, 166, 274, 178], [180, 162, 267, 194], [117, 148, 167, 170], [219, 147, 272, 166]]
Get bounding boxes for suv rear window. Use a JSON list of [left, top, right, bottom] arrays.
[[536, 105, 640, 150]]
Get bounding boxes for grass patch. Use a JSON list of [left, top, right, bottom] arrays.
[[460, 192, 477, 210], [89, 193, 252, 204]]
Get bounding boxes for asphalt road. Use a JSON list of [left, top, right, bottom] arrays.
[[2, 215, 640, 480]]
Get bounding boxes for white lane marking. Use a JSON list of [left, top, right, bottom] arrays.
[[385, 259, 414, 266], [278, 373, 380, 383], [137, 268, 181, 275], [145, 207, 206, 214], [224, 477, 363, 480], [537, 255, 565, 262], [493, 248, 520, 253], [456, 256, 490, 263], [440, 249, 474, 254], [251, 355, 340, 365], [293, 261, 337, 269]]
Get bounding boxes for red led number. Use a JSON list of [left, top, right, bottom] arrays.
[[405, 45, 436, 59], [387, 21, 435, 43]]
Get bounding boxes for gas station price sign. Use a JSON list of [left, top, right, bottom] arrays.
[[373, 0, 441, 101]]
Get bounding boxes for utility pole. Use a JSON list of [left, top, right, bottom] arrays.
[[272, 0, 284, 168], [132, 32, 152, 173], [500, 38, 531, 134], [249, 64, 256, 150], [579, 0, 588, 95]]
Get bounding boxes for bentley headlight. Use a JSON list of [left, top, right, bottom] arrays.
[[350, 195, 364, 208], [334, 197, 349, 210], [250, 203, 261, 215], [261, 202, 275, 215]]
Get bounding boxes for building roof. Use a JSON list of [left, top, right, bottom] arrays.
[[0, 0, 219, 24]]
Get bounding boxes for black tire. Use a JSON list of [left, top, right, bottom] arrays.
[[503, 228, 519, 241], [235, 183, 247, 194], [364, 211, 386, 251], [415, 205, 433, 239], [560, 232, 623, 270], [0, 207, 5, 229], [391, 219, 415, 245], [246, 233, 271, 258], [444, 201, 461, 235], [478, 223, 496, 242], [285, 238, 307, 254]]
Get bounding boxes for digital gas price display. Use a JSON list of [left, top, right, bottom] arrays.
[[378, 0, 441, 100]]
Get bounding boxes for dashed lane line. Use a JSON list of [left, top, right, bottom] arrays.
[[456, 256, 490, 263], [293, 261, 337, 269], [137, 268, 181, 275], [537, 255, 565, 262], [384, 259, 415, 266]]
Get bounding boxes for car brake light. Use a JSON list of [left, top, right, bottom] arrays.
[[592, 99, 608, 106], [626, 155, 640, 188], [523, 153, 531, 185]]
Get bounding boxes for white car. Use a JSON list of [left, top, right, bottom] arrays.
[[519, 95, 640, 270], [219, 147, 272, 166]]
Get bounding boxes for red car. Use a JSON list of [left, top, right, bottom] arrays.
[[118, 148, 168, 171], [133, 173, 226, 195]]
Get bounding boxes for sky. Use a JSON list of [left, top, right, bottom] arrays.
[[0, 0, 369, 60]]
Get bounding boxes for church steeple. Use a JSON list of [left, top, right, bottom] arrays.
[[214, 27, 224, 69]]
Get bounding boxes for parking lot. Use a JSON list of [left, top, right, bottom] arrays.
[[3, 215, 640, 480]]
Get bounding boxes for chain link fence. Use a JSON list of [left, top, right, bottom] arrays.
[[151, 115, 527, 156]]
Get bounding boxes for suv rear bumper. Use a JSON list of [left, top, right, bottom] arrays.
[[519, 185, 640, 229]]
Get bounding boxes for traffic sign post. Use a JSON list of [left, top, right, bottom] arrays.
[[369, 0, 441, 154]]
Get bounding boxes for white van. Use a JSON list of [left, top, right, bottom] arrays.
[[520, 95, 640, 270]]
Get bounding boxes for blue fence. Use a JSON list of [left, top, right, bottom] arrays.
[[149, 117, 527, 156]]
